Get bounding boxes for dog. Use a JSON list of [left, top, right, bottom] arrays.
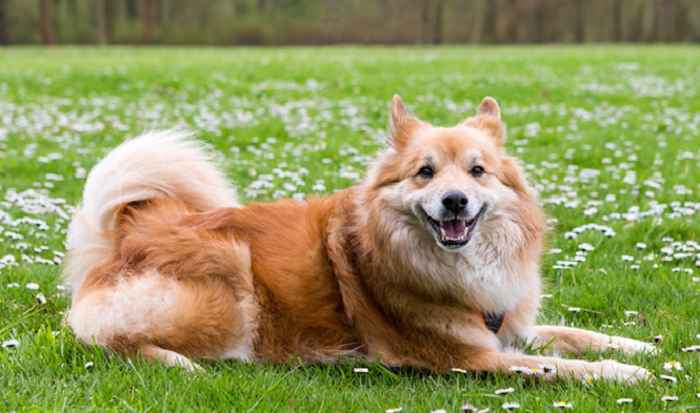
[[63, 95, 654, 383]]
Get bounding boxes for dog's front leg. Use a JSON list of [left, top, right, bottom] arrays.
[[460, 350, 652, 384], [533, 326, 656, 356]]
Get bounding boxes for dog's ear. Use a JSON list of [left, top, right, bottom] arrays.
[[464, 97, 506, 146], [390, 95, 421, 149]]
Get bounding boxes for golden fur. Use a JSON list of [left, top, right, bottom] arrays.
[[64, 98, 655, 382]]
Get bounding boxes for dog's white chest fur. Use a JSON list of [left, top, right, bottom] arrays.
[[401, 215, 538, 313]]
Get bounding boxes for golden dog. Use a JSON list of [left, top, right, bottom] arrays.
[[64, 96, 654, 383]]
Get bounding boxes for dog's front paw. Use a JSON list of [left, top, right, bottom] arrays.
[[596, 360, 653, 385], [609, 336, 658, 356]]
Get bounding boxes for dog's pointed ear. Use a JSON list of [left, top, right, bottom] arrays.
[[464, 97, 506, 146], [390, 95, 421, 149]]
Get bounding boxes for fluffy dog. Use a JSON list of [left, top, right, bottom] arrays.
[[64, 96, 654, 383]]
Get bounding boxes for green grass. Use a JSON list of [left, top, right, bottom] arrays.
[[1, 46, 700, 412]]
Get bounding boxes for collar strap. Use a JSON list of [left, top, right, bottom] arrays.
[[478, 311, 506, 334]]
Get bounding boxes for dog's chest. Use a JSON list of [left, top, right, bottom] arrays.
[[404, 236, 537, 314]]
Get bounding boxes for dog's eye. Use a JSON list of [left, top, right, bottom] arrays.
[[470, 166, 485, 177], [417, 166, 434, 178]]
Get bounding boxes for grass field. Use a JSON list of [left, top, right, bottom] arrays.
[[1, 46, 699, 412]]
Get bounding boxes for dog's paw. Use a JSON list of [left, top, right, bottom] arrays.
[[596, 360, 653, 385], [609, 336, 658, 356]]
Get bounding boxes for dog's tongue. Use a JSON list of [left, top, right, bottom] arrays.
[[440, 219, 467, 238]]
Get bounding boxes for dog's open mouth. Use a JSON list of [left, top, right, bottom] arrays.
[[423, 207, 484, 249]]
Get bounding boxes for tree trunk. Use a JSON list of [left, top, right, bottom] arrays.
[[97, 0, 108, 45], [471, 0, 486, 43], [38, 0, 56, 45], [0, 0, 11, 45], [432, 0, 444, 44], [143, 0, 155, 44], [642, 0, 658, 41], [125, 0, 138, 20], [573, 0, 585, 42]]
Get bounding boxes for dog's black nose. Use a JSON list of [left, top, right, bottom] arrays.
[[441, 191, 468, 213]]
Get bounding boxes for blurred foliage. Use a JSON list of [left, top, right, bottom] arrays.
[[1, 0, 699, 45]]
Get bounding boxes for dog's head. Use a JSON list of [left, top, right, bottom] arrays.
[[364, 95, 539, 253]]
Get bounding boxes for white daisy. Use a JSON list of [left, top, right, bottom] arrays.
[[386, 408, 402, 413], [582, 373, 599, 386], [552, 401, 572, 409], [451, 368, 467, 373], [501, 402, 520, 410], [663, 361, 682, 371], [495, 387, 515, 395], [85, 362, 94, 368], [36, 293, 46, 304], [616, 398, 633, 404], [2, 339, 19, 348], [26, 283, 40, 290], [508, 366, 528, 374], [353, 367, 368, 373], [660, 395, 678, 402], [659, 374, 677, 383], [538, 364, 557, 374]]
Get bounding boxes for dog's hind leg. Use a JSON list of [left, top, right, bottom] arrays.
[[533, 326, 656, 356], [126, 344, 203, 372]]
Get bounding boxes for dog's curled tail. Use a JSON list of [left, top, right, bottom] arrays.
[[63, 129, 239, 297]]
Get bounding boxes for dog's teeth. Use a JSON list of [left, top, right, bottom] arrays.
[[440, 228, 447, 238], [462, 227, 469, 237]]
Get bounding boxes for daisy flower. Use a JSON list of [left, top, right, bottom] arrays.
[[451, 368, 467, 373], [26, 283, 40, 290], [495, 387, 515, 395], [582, 373, 599, 386], [659, 374, 677, 383], [461, 404, 489, 413], [508, 366, 528, 374], [552, 401, 573, 409], [353, 367, 368, 373], [660, 395, 678, 402], [538, 364, 557, 374], [386, 408, 402, 413], [663, 361, 682, 371], [523, 367, 543, 376], [85, 362, 94, 368], [616, 398, 633, 404], [501, 402, 520, 410], [2, 339, 19, 348]]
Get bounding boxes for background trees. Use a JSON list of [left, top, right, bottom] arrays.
[[0, 0, 698, 45]]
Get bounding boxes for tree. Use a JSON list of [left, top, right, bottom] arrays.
[[0, 0, 11, 45], [421, 0, 444, 44], [143, 0, 156, 44], [97, 0, 108, 45], [38, 0, 56, 45]]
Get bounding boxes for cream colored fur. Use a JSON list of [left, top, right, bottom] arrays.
[[63, 130, 239, 297]]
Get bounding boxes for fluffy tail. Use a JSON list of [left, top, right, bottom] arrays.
[[63, 129, 239, 297]]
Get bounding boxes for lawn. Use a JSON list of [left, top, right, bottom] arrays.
[[0, 45, 699, 412]]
